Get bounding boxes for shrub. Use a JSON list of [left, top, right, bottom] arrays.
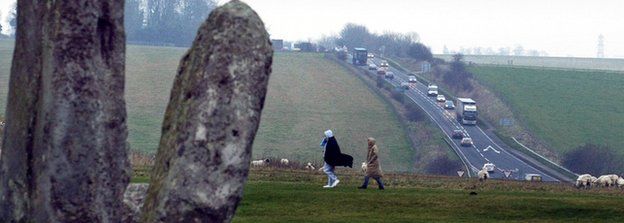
[[425, 155, 462, 176], [407, 43, 433, 61], [405, 102, 426, 122], [562, 144, 624, 176], [390, 89, 404, 104], [442, 54, 475, 92], [376, 76, 385, 88]]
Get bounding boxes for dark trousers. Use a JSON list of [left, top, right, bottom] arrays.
[[361, 176, 385, 189]]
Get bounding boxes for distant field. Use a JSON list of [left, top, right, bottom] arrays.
[[0, 40, 12, 113], [436, 54, 624, 72], [471, 66, 624, 155], [0, 41, 412, 171], [0, 40, 185, 153], [231, 169, 624, 223]]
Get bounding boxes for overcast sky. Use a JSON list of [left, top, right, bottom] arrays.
[[230, 0, 624, 58], [2, 0, 623, 58]]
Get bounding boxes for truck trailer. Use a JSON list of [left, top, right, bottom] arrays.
[[456, 98, 478, 125]]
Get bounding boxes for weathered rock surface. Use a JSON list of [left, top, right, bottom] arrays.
[[0, 1, 129, 222], [141, 1, 273, 222], [123, 183, 149, 223]]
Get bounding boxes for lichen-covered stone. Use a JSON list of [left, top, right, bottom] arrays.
[[123, 183, 149, 223], [140, 1, 272, 222], [0, 1, 129, 222]]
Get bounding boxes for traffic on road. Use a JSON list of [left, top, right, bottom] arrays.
[[359, 54, 558, 181]]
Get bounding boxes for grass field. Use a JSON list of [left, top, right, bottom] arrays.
[[0, 40, 412, 171], [470, 66, 624, 155], [436, 54, 624, 72], [230, 169, 624, 222], [253, 53, 412, 171]]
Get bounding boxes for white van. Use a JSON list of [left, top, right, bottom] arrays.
[[525, 174, 542, 182]]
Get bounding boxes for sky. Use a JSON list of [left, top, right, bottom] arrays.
[[0, 0, 14, 35], [2, 0, 623, 58], [225, 0, 624, 58]]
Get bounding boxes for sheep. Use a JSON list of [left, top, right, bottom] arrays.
[[251, 158, 270, 167], [617, 177, 624, 188], [280, 158, 289, 165], [361, 162, 367, 173], [606, 174, 619, 183], [595, 175, 614, 188], [304, 162, 316, 170], [477, 167, 489, 182], [575, 174, 593, 189]]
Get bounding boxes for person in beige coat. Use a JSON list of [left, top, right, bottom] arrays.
[[358, 137, 385, 190]]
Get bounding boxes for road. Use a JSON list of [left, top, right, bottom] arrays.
[[365, 58, 558, 182]]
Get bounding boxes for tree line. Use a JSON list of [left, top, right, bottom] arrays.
[[125, 0, 217, 47], [319, 23, 433, 61], [2, 0, 216, 46]]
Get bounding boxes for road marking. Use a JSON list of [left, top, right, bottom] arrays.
[[483, 145, 500, 154], [504, 170, 512, 178], [457, 170, 465, 177], [475, 127, 553, 180]]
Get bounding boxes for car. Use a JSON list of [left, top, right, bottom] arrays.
[[368, 63, 377, 70], [444, 100, 455, 109], [377, 68, 386, 75], [367, 53, 375, 58], [483, 163, 496, 172], [460, 137, 473, 147], [451, 130, 464, 139], [525, 174, 542, 182], [408, 75, 418, 83], [400, 82, 410, 90], [427, 84, 438, 96], [385, 72, 394, 79], [436, 94, 446, 102], [380, 60, 389, 67]]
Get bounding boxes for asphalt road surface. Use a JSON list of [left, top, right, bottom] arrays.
[[366, 58, 558, 182]]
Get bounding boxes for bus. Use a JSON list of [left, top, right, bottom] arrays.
[[352, 48, 368, 66]]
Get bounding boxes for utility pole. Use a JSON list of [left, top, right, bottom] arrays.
[[597, 34, 605, 58]]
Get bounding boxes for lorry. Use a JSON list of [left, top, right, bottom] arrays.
[[456, 98, 478, 125], [352, 48, 368, 66], [427, 84, 438, 96]]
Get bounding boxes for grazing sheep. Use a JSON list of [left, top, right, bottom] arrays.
[[361, 162, 367, 173], [477, 167, 489, 182], [280, 158, 289, 165], [591, 176, 598, 184], [606, 174, 619, 183], [575, 174, 593, 189], [595, 175, 614, 188], [616, 177, 624, 188], [251, 159, 270, 167], [304, 162, 316, 170]]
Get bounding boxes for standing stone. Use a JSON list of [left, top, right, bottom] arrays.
[[141, 1, 272, 222], [0, 1, 129, 222]]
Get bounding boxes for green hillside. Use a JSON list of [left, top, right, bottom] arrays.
[[471, 66, 624, 154], [0, 41, 412, 171], [252, 53, 412, 171], [231, 169, 624, 223]]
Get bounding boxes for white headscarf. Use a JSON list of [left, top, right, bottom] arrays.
[[324, 129, 333, 138]]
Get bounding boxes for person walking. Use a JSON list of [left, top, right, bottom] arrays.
[[358, 137, 385, 190], [320, 129, 353, 188]]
